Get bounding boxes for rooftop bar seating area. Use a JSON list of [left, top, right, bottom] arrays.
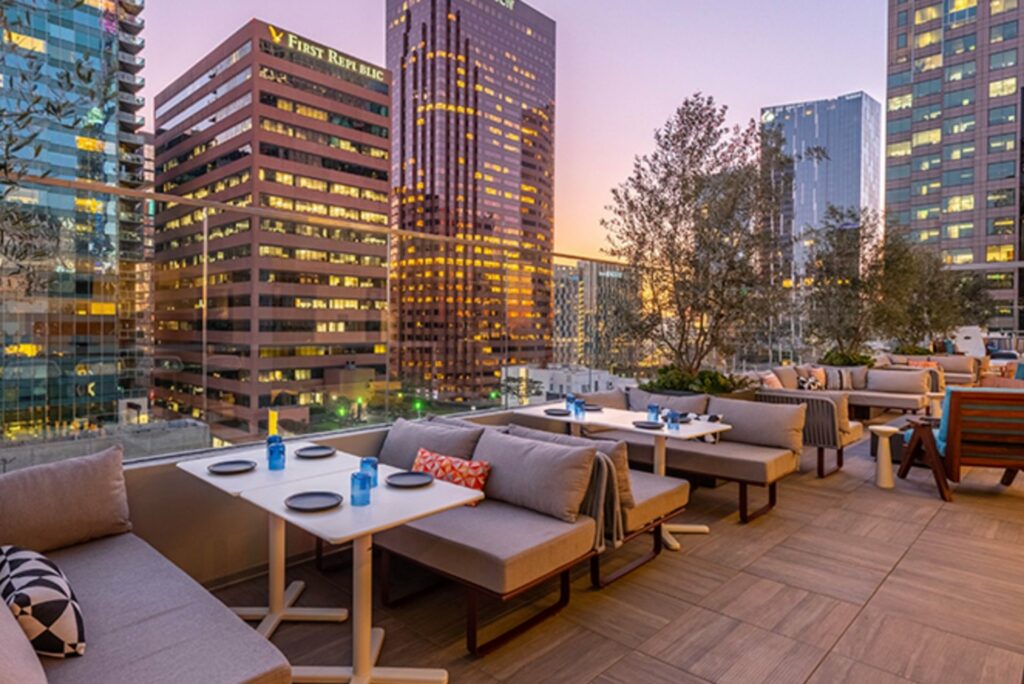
[[2, 383, 1024, 684]]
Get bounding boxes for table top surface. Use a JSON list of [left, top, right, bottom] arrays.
[[176, 441, 361, 497], [240, 464, 484, 545], [514, 403, 732, 441]]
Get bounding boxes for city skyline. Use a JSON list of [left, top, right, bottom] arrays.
[[141, 0, 888, 259]]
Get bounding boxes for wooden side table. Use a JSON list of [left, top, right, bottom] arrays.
[[869, 425, 899, 489]]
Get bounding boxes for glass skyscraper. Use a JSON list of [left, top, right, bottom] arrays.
[[0, 0, 146, 442], [386, 0, 556, 402]]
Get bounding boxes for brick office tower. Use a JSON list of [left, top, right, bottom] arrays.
[[886, 0, 1024, 332], [387, 0, 556, 403], [153, 20, 391, 443]]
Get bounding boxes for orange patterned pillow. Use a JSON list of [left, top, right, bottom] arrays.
[[412, 448, 490, 505], [908, 360, 940, 370]]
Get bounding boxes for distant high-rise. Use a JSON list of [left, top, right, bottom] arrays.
[[554, 261, 640, 372], [387, 0, 556, 401], [0, 0, 146, 442], [153, 20, 390, 441], [886, 0, 1023, 331], [761, 91, 882, 357]]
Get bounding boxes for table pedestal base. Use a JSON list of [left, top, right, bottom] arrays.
[[232, 580, 350, 638], [292, 627, 423, 684]]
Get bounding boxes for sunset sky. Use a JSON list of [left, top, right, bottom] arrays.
[[142, 0, 887, 259]]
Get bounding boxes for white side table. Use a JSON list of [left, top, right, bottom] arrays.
[[869, 425, 899, 489], [927, 392, 945, 419]]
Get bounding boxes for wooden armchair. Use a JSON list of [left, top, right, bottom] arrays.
[[898, 388, 1024, 501]]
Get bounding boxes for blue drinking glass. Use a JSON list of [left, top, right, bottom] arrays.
[[267, 435, 285, 471], [647, 404, 660, 423], [360, 456, 379, 487], [667, 410, 681, 431], [565, 392, 576, 411], [573, 398, 586, 420], [351, 472, 371, 506]]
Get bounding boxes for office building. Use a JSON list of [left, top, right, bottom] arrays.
[[153, 20, 390, 442], [553, 260, 641, 372], [761, 92, 882, 357], [0, 0, 146, 442], [886, 0, 1024, 331], [387, 0, 556, 401]]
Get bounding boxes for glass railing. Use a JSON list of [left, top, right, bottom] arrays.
[[0, 178, 645, 472]]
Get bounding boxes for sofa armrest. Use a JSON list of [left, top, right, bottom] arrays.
[[755, 389, 841, 449]]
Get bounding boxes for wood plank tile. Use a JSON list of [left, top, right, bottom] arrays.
[[745, 544, 889, 605], [688, 514, 804, 570], [926, 507, 1024, 545], [700, 572, 860, 650], [780, 526, 909, 573], [806, 654, 914, 684], [809, 507, 925, 547], [591, 651, 709, 684], [834, 607, 1024, 683], [840, 483, 943, 525], [499, 626, 630, 684], [640, 605, 825, 683], [628, 552, 739, 605]]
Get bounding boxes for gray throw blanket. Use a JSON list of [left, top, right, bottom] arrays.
[[580, 451, 624, 553]]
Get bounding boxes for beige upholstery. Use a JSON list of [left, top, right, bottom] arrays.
[[623, 471, 689, 533], [0, 447, 131, 553], [772, 366, 799, 390], [708, 396, 806, 452], [866, 369, 930, 394], [943, 371, 976, 386], [376, 501, 595, 595], [580, 389, 628, 410], [839, 421, 865, 447], [592, 429, 798, 485], [42, 534, 290, 684], [848, 390, 927, 411], [930, 355, 976, 375], [0, 603, 46, 684]]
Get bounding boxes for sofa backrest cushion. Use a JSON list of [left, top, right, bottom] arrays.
[[580, 389, 628, 411], [866, 369, 929, 395], [0, 599, 46, 684], [473, 430, 595, 523], [929, 355, 976, 375], [628, 388, 709, 415], [506, 424, 634, 509], [772, 366, 799, 390], [378, 418, 485, 470], [0, 446, 131, 554], [708, 396, 806, 453]]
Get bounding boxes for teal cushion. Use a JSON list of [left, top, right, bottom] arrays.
[[939, 386, 1024, 450], [1015, 364, 1024, 381], [903, 427, 946, 456]]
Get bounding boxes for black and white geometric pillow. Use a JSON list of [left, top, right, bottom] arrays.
[[0, 546, 85, 658], [798, 376, 822, 391]]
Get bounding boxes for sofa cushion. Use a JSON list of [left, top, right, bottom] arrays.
[[839, 421, 865, 447], [589, 430, 798, 484], [623, 471, 690, 533], [0, 447, 131, 554], [376, 501, 595, 595], [378, 418, 485, 470], [866, 369, 929, 395], [944, 371, 976, 386], [473, 431, 595, 522], [760, 372, 784, 389], [580, 389, 628, 410], [0, 601, 46, 684], [0, 546, 85, 658], [411, 449, 490, 504], [707, 396, 805, 452], [42, 534, 290, 684], [772, 366, 799, 390], [425, 415, 490, 430], [505, 424, 634, 509], [823, 366, 854, 391], [628, 389, 710, 415], [626, 387, 658, 412], [848, 391, 927, 411]]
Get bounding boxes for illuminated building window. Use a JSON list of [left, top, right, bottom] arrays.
[[989, 76, 1017, 97], [914, 54, 943, 73], [986, 244, 1015, 262], [912, 128, 941, 147], [915, 28, 942, 48], [4, 30, 45, 53], [943, 141, 975, 161], [944, 60, 975, 82], [943, 114, 975, 135], [988, 216, 1015, 235], [914, 204, 941, 221], [943, 222, 974, 239], [991, 20, 1018, 44], [888, 93, 913, 112], [887, 141, 912, 157], [916, 4, 942, 24], [989, 132, 1016, 154], [943, 87, 974, 108], [987, 188, 1015, 207], [942, 248, 974, 264], [943, 194, 975, 213], [992, 0, 1019, 13]]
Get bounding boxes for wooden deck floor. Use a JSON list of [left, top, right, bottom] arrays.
[[215, 430, 1024, 684]]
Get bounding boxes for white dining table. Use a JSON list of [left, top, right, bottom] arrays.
[[513, 403, 732, 550], [177, 442, 359, 638], [242, 465, 483, 684]]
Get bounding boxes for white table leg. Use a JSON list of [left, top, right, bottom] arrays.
[[292, 534, 448, 684], [231, 514, 349, 638], [647, 435, 682, 550], [871, 427, 898, 490]]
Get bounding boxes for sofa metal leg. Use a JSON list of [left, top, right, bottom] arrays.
[[1001, 469, 1019, 486], [739, 482, 777, 523], [315, 539, 324, 572], [590, 524, 663, 589], [378, 550, 445, 609], [817, 447, 844, 479], [466, 570, 572, 656]]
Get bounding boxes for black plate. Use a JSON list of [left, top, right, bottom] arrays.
[[285, 491, 343, 512], [207, 459, 256, 475], [632, 420, 664, 430], [544, 407, 571, 416], [296, 445, 336, 459], [386, 472, 435, 488], [583, 404, 603, 412], [678, 416, 693, 424]]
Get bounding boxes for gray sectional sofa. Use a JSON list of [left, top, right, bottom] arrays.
[[875, 353, 981, 386], [768, 365, 932, 414], [569, 388, 806, 522], [373, 417, 690, 654], [0, 448, 290, 684]]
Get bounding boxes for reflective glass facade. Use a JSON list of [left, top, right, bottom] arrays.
[[0, 0, 146, 443], [387, 0, 556, 401]]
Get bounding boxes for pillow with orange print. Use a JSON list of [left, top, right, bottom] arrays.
[[411, 448, 490, 506], [908, 360, 940, 370]]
